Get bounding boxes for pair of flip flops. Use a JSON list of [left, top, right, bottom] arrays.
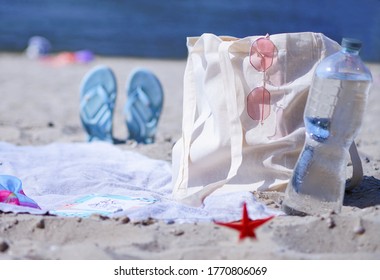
[[80, 66, 163, 144]]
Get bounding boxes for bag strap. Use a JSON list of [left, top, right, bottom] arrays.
[[179, 41, 244, 206], [172, 53, 198, 196], [347, 141, 363, 190]]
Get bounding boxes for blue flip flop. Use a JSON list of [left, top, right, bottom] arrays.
[[80, 66, 117, 142], [125, 69, 164, 144]]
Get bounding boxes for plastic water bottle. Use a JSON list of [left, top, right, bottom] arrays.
[[282, 38, 373, 216]]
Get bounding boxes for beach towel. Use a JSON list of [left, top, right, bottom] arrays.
[[0, 141, 279, 222], [172, 32, 361, 206]]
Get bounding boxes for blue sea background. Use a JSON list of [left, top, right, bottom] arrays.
[[0, 0, 379, 61]]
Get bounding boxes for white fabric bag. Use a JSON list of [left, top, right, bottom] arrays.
[[172, 32, 362, 206]]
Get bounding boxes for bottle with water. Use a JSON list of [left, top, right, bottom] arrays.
[[282, 38, 373, 216]]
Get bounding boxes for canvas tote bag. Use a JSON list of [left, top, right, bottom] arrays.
[[172, 32, 363, 206]]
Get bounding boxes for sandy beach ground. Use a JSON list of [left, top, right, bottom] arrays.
[[0, 52, 380, 260]]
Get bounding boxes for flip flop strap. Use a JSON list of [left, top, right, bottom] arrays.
[[80, 85, 111, 120], [126, 86, 157, 121], [126, 86, 159, 139]]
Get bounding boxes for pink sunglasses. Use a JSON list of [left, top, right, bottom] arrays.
[[247, 35, 278, 123]]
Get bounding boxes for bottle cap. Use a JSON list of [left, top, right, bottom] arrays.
[[341, 38, 362, 51]]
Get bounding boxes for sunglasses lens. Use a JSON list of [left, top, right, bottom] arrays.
[[250, 37, 277, 72], [247, 87, 271, 121]]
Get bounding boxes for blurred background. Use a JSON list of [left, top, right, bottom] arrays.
[[0, 0, 379, 61]]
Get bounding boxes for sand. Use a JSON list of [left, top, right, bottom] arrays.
[[0, 52, 380, 260]]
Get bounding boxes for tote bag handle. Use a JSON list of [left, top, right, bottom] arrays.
[[175, 41, 244, 206]]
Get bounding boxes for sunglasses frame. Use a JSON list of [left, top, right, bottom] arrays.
[[247, 35, 278, 123]]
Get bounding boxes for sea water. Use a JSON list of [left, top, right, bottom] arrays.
[[0, 1, 379, 60], [283, 76, 371, 215]]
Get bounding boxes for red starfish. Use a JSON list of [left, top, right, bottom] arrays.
[[215, 202, 274, 240]]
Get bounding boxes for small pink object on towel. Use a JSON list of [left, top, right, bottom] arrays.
[[0, 175, 40, 209]]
